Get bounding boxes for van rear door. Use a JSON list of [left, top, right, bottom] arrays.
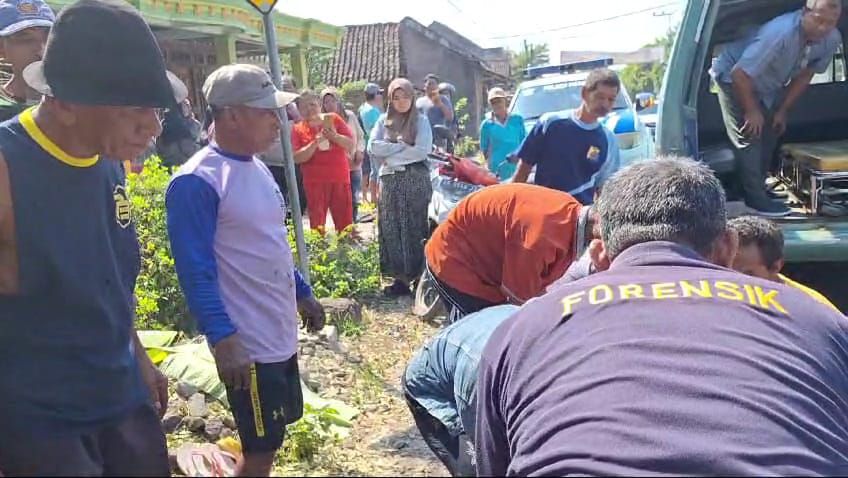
[[657, 0, 717, 157]]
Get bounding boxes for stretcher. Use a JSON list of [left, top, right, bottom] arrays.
[[781, 141, 848, 216]]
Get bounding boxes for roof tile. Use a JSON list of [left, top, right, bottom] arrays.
[[323, 23, 402, 87]]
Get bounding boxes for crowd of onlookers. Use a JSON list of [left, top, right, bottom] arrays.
[[5, 0, 847, 476], [149, 71, 483, 297]]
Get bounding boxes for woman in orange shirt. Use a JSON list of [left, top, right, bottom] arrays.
[[292, 90, 355, 233]]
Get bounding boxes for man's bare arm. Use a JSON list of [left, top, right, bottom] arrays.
[[730, 68, 762, 115], [0, 152, 19, 295], [778, 69, 815, 115], [512, 160, 533, 183]]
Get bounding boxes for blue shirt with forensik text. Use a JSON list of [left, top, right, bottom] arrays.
[[476, 241, 848, 477], [516, 109, 619, 204], [710, 9, 842, 109]]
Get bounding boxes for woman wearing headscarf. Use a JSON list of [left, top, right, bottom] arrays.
[[368, 78, 434, 296], [322, 87, 366, 223]]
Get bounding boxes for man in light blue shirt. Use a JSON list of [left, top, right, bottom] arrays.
[[403, 305, 518, 477], [710, 0, 842, 217], [359, 82, 383, 203]]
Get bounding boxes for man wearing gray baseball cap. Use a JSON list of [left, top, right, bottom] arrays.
[[166, 64, 325, 476]]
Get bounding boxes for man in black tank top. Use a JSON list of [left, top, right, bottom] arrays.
[[0, 0, 179, 475]]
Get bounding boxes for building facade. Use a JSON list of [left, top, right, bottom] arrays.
[[46, 0, 343, 110], [323, 17, 511, 137]]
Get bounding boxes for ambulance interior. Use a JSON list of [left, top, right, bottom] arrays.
[[696, 0, 848, 217]]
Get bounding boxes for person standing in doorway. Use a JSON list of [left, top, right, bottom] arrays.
[[167, 64, 326, 477], [480, 87, 525, 181], [512, 68, 621, 204], [710, 0, 841, 217], [0, 0, 178, 474], [0, 0, 54, 121], [368, 78, 433, 296], [360, 82, 384, 204]]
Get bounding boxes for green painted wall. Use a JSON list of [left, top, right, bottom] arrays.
[[46, 0, 342, 50]]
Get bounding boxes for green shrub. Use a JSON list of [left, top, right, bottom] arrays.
[[338, 80, 368, 109], [281, 404, 341, 464], [455, 97, 471, 133], [127, 157, 192, 332], [455, 136, 480, 158], [292, 226, 381, 299], [453, 97, 480, 157]]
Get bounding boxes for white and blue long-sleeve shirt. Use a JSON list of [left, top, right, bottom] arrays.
[[166, 144, 311, 363]]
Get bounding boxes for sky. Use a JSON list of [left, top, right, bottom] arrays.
[[277, 0, 685, 60]]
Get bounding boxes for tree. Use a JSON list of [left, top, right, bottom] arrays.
[[511, 41, 550, 81], [619, 27, 678, 98], [306, 47, 334, 90], [279, 47, 334, 90]]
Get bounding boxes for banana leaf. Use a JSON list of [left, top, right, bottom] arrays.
[[158, 341, 229, 405], [137, 330, 180, 365], [156, 337, 359, 436]]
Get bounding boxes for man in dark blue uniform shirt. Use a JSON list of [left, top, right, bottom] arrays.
[[0, 0, 178, 475], [477, 157, 848, 476], [512, 68, 621, 204]]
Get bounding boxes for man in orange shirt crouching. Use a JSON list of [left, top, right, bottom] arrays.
[[424, 183, 595, 323]]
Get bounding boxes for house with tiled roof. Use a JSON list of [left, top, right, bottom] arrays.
[[323, 17, 511, 136]]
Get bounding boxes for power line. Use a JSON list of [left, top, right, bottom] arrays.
[[487, 2, 678, 40], [441, 0, 490, 39]]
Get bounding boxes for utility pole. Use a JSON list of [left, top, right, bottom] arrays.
[[653, 10, 674, 34], [245, 0, 311, 282]]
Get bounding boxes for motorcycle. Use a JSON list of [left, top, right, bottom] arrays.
[[413, 128, 498, 320]]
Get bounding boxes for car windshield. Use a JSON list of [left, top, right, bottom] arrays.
[[512, 81, 630, 120]]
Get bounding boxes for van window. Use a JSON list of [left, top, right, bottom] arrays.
[[810, 45, 846, 84]]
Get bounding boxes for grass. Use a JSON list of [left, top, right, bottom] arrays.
[[334, 311, 366, 338], [351, 361, 385, 407]]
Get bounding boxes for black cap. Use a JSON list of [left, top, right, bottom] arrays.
[[23, 0, 174, 108]]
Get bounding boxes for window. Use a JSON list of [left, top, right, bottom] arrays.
[[511, 81, 630, 121], [810, 45, 846, 85]]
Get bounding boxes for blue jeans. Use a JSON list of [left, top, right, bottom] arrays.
[[403, 381, 476, 476], [350, 169, 363, 222]]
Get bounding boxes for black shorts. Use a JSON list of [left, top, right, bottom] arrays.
[[226, 355, 304, 453]]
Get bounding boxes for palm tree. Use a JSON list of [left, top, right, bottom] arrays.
[[512, 41, 550, 81]]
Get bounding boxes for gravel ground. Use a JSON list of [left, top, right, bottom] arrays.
[[278, 296, 447, 477]]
